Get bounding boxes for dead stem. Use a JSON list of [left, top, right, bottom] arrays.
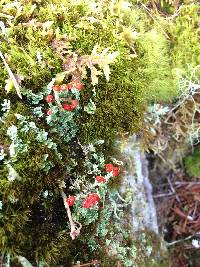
[[0, 51, 22, 99], [141, 3, 170, 39], [60, 189, 82, 240], [167, 174, 181, 203], [153, 192, 175, 198], [72, 260, 100, 267], [167, 235, 194, 246]]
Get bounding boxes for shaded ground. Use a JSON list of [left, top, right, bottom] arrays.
[[149, 155, 200, 267]]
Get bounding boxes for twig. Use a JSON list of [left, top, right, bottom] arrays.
[[150, 0, 158, 13], [5, 254, 10, 267], [0, 13, 14, 19], [167, 4, 183, 20], [192, 202, 198, 219], [166, 174, 180, 203], [141, 3, 170, 39], [0, 51, 22, 98], [174, 182, 200, 186], [14, 19, 48, 29], [72, 260, 100, 267], [153, 192, 175, 198], [166, 235, 194, 246], [60, 189, 82, 240]]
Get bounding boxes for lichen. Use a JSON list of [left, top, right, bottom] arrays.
[[0, 0, 197, 266]]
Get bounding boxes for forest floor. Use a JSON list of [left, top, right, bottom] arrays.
[[150, 157, 200, 267]]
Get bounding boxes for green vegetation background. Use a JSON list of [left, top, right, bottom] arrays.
[[0, 0, 199, 266]]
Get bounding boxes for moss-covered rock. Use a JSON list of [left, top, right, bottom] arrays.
[[0, 0, 197, 266]]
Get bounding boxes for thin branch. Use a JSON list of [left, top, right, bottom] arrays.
[[153, 192, 175, 198], [72, 260, 100, 267], [0, 13, 14, 19], [166, 235, 194, 246], [5, 254, 10, 267], [166, 174, 180, 203], [174, 182, 200, 186], [60, 189, 82, 240], [141, 3, 170, 39], [0, 51, 22, 99], [192, 202, 198, 219]]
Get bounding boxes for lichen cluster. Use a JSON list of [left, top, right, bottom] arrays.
[[0, 0, 199, 266]]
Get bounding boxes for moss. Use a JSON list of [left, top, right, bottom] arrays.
[[0, 0, 180, 148], [0, 34, 62, 94], [79, 55, 146, 144], [0, 0, 148, 148], [137, 29, 177, 102], [0, 207, 73, 266], [0, 1, 191, 266], [168, 4, 200, 76], [184, 147, 200, 177]]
